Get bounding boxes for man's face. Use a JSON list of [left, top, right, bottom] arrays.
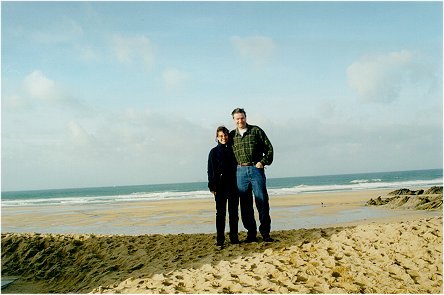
[[233, 112, 247, 129]]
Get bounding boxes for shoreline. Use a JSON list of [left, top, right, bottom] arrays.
[[2, 188, 441, 235]]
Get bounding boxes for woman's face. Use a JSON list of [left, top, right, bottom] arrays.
[[217, 131, 229, 144]]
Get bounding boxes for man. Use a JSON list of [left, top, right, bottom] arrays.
[[230, 108, 274, 242]]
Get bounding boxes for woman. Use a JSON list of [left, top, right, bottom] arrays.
[[207, 126, 239, 247]]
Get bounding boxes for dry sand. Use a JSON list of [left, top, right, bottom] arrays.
[[1, 189, 442, 293], [94, 217, 442, 294]]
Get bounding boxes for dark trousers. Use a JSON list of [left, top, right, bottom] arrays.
[[215, 190, 239, 243], [237, 166, 271, 238]]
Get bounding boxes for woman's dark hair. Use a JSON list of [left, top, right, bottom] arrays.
[[216, 126, 229, 138]]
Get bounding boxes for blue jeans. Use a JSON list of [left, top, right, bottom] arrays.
[[236, 166, 271, 238]]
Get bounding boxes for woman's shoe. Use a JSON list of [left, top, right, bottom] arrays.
[[263, 236, 274, 242]]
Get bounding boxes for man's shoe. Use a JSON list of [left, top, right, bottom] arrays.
[[263, 236, 274, 243], [245, 236, 258, 243], [230, 235, 240, 244], [216, 241, 224, 247], [230, 234, 239, 244]]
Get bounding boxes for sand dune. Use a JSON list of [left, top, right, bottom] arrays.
[[92, 217, 443, 294], [2, 217, 442, 293]]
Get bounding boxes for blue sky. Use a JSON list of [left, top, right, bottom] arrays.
[[2, 1, 442, 191]]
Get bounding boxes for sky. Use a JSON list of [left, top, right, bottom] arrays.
[[1, 1, 443, 191]]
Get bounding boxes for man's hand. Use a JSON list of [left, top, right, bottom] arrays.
[[255, 162, 264, 169], [211, 191, 216, 196]]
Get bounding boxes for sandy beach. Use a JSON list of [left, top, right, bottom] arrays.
[[1, 188, 442, 293], [2, 189, 440, 235]]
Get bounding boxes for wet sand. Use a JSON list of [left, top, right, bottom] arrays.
[[1, 189, 440, 235]]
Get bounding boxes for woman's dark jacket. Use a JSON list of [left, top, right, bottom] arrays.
[[207, 142, 237, 193]]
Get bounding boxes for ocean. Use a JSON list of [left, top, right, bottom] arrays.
[[2, 169, 442, 208]]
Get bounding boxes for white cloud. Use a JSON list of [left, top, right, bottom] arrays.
[[1, 94, 29, 110], [346, 50, 417, 103], [318, 100, 337, 118], [16, 108, 212, 189], [265, 117, 442, 179], [68, 121, 95, 147], [231, 35, 276, 64], [111, 34, 155, 68], [77, 45, 100, 62], [31, 18, 83, 44], [162, 68, 189, 91], [23, 70, 62, 102], [2, 70, 89, 112]]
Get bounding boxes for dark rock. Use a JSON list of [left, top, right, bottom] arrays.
[[388, 188, 424, 196], [366, 198, 376, 206], [424, 186, 443, 195], [367, 186, 442, 210]]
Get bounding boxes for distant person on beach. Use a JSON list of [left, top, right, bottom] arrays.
[[207, 126, 240, 247], [230, 108, 274, 243]]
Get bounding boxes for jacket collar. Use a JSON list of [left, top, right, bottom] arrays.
[[217, 141, 229, 148], [235, 124, 250, 136]]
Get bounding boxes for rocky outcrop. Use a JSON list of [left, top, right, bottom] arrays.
[[387, 188, 424, 196], [425, 186, 443, 195], [367, 186, 443, 210]]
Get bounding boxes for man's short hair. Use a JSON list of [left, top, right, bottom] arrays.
[[231, 108, 246, 117]]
